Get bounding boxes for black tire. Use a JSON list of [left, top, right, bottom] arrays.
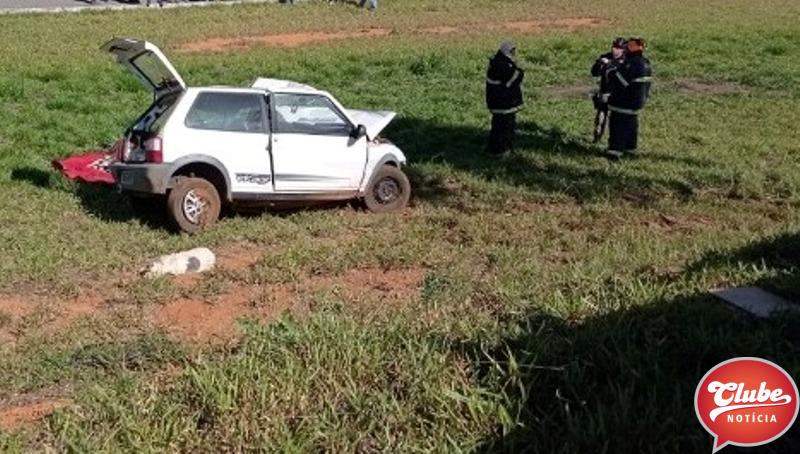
[[363, 165, 411, 213], [166, 177, 221, 234], [128, 195, 166, 224]]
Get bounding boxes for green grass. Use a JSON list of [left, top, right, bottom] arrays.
[[0, 0, 799, 452]]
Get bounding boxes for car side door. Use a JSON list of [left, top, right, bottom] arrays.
[[269, 93, 367, 193], [174, 90, 273, 195]]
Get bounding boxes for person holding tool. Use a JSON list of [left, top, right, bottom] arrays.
[[590, 37, 627, 143]]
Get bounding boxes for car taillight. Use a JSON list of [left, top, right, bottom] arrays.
[[144, 136, 163, 163]]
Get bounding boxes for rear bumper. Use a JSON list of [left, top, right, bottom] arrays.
[[109, 163, 172, 194]]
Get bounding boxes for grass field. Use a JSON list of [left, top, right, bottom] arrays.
[[0, 0, 799, 452]]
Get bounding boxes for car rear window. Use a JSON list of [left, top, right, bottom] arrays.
[[185, 92, 266, 133]]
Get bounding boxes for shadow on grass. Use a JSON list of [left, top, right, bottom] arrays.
[[472, 293, 800, 453], [10, 167, 56, 188], [10, 165, 360, 231], [469, 233, 800, 453], [389, 117, 702, 204], [686, 231, 800, 301], [10, 165, 171, 229]]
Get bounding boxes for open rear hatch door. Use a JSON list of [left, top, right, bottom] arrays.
[[346, 109, 396, 140], [102, 38, 186, 98]]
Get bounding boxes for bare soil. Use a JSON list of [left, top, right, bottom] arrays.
[[0, 386, 71, 430], [675, 78, 748, 95], [1, 243, 426, 345], [178, 17, 607, 53]]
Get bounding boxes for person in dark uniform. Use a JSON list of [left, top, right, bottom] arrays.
[[590, 37, 627, 143], [605, 37, 652, 159], [485, 41, 525, 156]]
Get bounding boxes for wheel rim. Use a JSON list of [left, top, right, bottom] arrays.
[[182, 189, 208, 224], [374, 177, 401, 205]]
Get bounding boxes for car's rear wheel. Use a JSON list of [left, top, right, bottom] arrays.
[[363, 165, 411, 213], [166, 177, 221, 234]]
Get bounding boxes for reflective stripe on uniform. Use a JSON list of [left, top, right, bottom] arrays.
[[486, 78, 503, 85], [633, 76, 653, 83], [614, 71, 629, 87], [608, 105, 640, 115], [506, 70, 521, 88], [490, 105, 523, 114]]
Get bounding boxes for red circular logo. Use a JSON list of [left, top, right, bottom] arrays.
[[695, 357, 798, 452]]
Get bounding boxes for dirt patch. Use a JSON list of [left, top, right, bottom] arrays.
[[0, 296, 35, 320], [47, 294, 105, 332], [150, 288, 255, 343], [215, 242, 265, 271], [0, 386, 71, 430], [0, 293, 105, 346], [0, 400, 67, 430], [311, 266, 426, 301], [676, 79, 748, 96], [178, 17, 607, 53], [179, 28, 392, 53], [1, 243, 425, 345], [422, 26, 460, 35], [154, 266, 426, 343], [643, 212, 715, 234]]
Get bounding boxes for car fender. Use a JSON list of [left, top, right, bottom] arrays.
[[166, 155, 233, 201], [359, 144, 407, 194]]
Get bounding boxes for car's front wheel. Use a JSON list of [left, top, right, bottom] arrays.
[[363, 165, 411, 213], [166, 177, 221, 234]]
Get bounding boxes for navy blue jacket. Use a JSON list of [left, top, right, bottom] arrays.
[[607, 52, 652, 114], [486, 52, 524, 114], [591, 52, 625, 94]]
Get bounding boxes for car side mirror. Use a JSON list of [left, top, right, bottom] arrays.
[[351, 124, 367, 139]]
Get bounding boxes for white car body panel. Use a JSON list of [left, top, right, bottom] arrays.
[[162, 88, 273, 195], [271, 133, 367, 192], [346, 109, 397, 140]]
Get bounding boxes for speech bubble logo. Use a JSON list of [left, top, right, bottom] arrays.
[[695, 357, 798, 452]]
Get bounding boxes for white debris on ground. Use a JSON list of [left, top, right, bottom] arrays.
[[145, 247, 216, 277]]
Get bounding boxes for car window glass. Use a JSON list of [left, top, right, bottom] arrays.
[[273, 94, 350, 135], [185, 92, 266, 133], [131, 52, 181, 93]]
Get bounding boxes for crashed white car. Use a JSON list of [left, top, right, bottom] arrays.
[[103, 38, 410, 233]]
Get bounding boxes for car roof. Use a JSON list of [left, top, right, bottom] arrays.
[[250, 78, 322, 94], [186, 78, 327, 96]]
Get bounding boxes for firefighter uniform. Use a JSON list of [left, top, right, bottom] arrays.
[[590, 38, 627, 142], [486, 41, 525, 156], [605, 39, 652, 158]]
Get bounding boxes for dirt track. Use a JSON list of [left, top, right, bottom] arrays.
[[177, 17, 607, 53]]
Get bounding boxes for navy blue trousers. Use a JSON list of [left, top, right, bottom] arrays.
[[608, 111, 639, 152]]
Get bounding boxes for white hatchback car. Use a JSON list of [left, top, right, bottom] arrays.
[[104, 38, 411, 233]]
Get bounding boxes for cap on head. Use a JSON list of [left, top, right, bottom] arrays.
[[499, 40, 516, 58], [627, 37, 646, 52], [612, 37, 627, 49]]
